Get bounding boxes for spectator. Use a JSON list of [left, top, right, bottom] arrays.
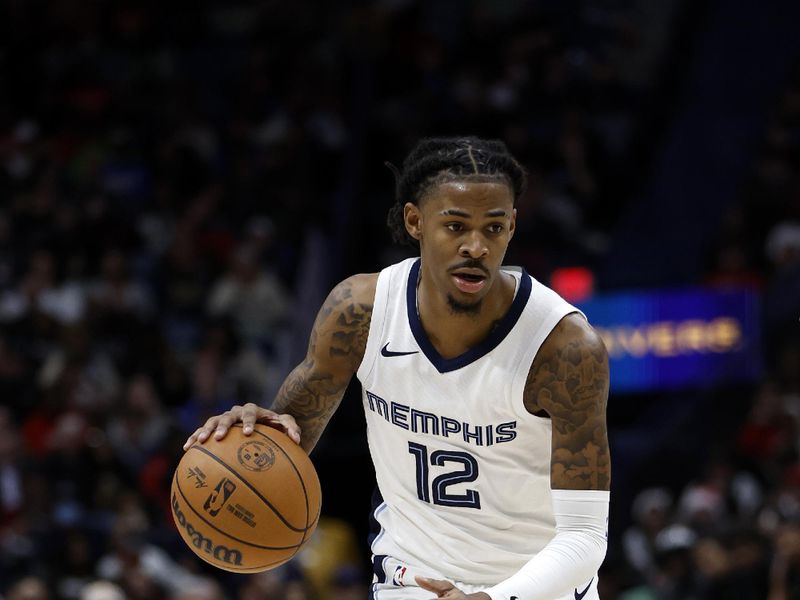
[[106, 374, 171, 472], [170, 578, 226, 600], [80, 581, 126, 600], [5, 577, 51, 600], [329, 565, 369, 600], [237, 568, 290, 600], [54, 531, 98, 600], [650, 524, 698, 600], [96, 501, 199, 598], [0, 407, 24, 524], [768, 521, 800, 599], [86, 248, 154, 330], [0, 249, 86, 327], [206, 242, 291, 351], [175, 348, 236, 435], [36, 322, 121, 415], [621, 487, 673, 586]]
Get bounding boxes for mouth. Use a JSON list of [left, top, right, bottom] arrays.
[[450, 269, 488, 294]]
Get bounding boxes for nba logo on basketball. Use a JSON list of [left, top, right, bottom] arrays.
[[204, 478, 237, 517]]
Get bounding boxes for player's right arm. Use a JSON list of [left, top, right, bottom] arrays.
[[183, 273, 378, 454]]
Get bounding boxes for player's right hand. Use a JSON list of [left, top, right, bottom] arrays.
[[183, 403, 302, 451]]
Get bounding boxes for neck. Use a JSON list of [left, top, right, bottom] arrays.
[[416, 267, 515, 357]]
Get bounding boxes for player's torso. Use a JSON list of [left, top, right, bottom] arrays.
[[356, 258, 580, 584]]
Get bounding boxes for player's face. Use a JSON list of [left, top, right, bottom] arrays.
[[404, 181, 516, 312]]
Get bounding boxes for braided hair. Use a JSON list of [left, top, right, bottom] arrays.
[[386, 137, 527, 247]]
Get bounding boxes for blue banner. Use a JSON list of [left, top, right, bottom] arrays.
[[577, 288, 762, 393]]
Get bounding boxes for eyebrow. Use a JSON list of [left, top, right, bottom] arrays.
[[439, 209, 509, 218]]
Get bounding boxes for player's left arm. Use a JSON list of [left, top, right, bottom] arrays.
[[477, 313, 610, 600], [416, 314, 611, 600]]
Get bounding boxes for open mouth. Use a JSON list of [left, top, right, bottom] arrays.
[[451, 270, 488, 293]]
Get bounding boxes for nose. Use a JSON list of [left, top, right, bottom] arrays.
[[459, 232, 488, 259]]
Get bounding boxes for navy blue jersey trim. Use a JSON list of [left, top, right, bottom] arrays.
[[372, 554, 388, 584], [406, 258, 532, 373], [367, 487, 385, 548], [368, 488, 387, 599]]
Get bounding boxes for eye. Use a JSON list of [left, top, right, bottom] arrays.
[[446, 223, 464, 232], [487, 223, 504, 234]]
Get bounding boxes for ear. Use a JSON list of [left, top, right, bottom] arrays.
[[404, 202, 423, 241], [509, 207, 517, 240]]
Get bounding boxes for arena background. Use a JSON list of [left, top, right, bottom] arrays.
[[1, 1, 800, 599]]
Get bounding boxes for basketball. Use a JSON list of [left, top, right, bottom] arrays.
[[171, 424, 321, 573]]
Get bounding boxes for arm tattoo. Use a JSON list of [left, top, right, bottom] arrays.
[[272, 361, 343, 450], [331, 301, 373, 358], [272, 276, 374, 451], [525, 318, 611, 490]]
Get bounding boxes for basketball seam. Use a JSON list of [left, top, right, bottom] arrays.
[[289, 502, 321, 562], [231, 424, 317, 533], [225, 557, 295, 573], [189, 444, 310, 533], [174, 465, 305, 549], [235, 425, 318, 562]]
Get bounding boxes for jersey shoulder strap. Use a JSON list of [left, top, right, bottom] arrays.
[[356, 258, 415, 382]]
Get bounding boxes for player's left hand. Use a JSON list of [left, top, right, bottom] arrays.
[[415, 576, 492, 599]]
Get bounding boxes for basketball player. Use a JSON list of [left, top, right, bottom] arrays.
[[184, 137, 611, 600]]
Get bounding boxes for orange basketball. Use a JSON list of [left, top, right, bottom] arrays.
[[170, 423, 321, 573]]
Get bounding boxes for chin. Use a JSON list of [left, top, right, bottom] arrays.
[[446, 293, 483, 315]]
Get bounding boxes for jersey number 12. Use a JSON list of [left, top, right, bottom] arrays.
[[408, 442, 481, 509]]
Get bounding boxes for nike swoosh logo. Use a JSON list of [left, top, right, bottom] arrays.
[[380, 342, 419, 357], [575, 578, 593, 600]]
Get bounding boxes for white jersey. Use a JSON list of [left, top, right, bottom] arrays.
[[356, 258, 583, 587]]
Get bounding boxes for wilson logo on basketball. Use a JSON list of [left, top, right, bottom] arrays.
[[237, 440, 276, 472], [171, 493, 243, 567], [204, 478, 236, 517]]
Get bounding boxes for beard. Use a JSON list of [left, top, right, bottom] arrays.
[[446, 293, 482, 316]]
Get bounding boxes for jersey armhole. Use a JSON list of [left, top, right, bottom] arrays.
[[356, 268, 391, 384], [511, 307, 585, 421]]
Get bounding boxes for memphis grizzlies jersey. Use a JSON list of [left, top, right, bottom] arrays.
[[356, 258, 584, 585]]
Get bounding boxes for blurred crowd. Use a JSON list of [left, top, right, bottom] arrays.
[[603, 64, 800, 599], [0, 1, 363, 598], [0, 0, 798, 599]]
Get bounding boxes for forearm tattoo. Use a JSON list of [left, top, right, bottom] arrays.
[[272, 276, 373, 451], [525, 319, 611, 491]]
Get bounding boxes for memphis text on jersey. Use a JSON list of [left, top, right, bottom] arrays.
[[366, 390, 517, 446]]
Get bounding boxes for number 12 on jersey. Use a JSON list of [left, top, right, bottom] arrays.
[[408, 442, 481, 509]]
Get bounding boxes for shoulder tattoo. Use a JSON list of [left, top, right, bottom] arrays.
[[321, 280, 373, 362], [272, 276, 374, 446], [525, 317, 611, 490]]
